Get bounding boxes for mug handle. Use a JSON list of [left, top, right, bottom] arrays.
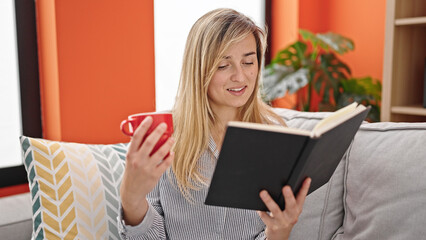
[[120, 119, 134, 136]]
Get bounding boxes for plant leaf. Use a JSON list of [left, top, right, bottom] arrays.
[[271, 41, 308, 69], [340, 77, 382, 101], [316, 32, 354, 54], [299, 29, 319, 46], [309, 53, 351, 104], [261, 65, 309, 101], [337, 77, 382, 122]]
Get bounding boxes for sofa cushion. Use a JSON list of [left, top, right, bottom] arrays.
[[335, 122, 426, 239], [0, 192, 32, 240], [274, 108, 345, 240], [20, 136, 127, 240]]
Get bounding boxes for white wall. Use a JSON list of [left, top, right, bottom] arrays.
[[0, 0, 23, 168], [154, 0, 264, 111]]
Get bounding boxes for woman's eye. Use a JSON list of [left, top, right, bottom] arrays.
[[218, 65, 228, 69], [244, 62, 254, 65]]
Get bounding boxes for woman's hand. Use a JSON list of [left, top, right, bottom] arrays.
[[258, 178, 311, 240], [120, 116, 175, 226]]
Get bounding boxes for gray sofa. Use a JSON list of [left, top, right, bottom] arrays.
[[1, 108, 425, 240], [0, 191, 32, 239]]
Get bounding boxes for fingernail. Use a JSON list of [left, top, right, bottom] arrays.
[[159, 123, 167, 130], [143, 116, 153, 123]]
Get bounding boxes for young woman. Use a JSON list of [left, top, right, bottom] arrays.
[[118, 8, 311, 240]]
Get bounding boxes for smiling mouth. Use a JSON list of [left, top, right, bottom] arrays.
[[227, 86, 247, 92]]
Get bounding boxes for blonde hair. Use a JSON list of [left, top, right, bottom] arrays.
[[171, 8, 286, 199]]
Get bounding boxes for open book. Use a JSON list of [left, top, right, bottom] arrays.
[[205, 102, 370, 211]]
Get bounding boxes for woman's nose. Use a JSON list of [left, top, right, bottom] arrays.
[[230, 66, 245, 82]]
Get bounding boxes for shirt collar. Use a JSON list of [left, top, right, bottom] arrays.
[[208, 135, 219, 159]]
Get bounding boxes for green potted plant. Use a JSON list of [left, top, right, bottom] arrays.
[[262, 29, 381, 122]]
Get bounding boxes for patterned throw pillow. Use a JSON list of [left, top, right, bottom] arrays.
[[20, 136, 128, 240]]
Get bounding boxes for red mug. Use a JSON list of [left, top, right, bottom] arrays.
[[120, 112, 173, 155]]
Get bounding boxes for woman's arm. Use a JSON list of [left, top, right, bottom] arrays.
[[118, 182, 168, 239], [118, 116, 174, 239]]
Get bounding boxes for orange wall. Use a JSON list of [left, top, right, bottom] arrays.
[[271, 0, 299, 57], [325, 0, 386, 80], [36, 0, 155, 144], [299, 0, 329, 33], [270, 0, 299, 108], [271, 0, 386, 109], [34, 0, 386, 144], [299, 0, 386, 80]]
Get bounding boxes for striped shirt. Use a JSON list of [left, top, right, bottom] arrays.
[[117, 137, 266, 240]]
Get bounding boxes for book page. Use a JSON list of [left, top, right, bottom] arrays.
[[227, 121, 311, 136], [311, 102, 365, 137]]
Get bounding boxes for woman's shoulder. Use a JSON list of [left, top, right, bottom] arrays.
[[263, 111, 287, 126], [258, 103, 287, 126]]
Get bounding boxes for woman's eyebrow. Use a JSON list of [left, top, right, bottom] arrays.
[[223, 51, 256, 59], [243, 51, 256, 57]]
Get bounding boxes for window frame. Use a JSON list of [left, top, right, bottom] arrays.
[[0, 0, 42, 188]]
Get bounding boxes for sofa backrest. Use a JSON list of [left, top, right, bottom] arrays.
[[336, 122, 426, 239], [274, 108, 426, 240]]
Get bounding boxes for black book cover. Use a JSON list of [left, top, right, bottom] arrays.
[[205, 106, 370, 211]]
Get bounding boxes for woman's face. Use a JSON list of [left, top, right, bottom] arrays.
[[207, 34, 258, 115]]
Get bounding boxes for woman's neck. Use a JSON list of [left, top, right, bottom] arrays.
[[210, 108, 240, 152]]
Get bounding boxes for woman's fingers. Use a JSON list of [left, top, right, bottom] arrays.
[[138, 122, 168, 159], [259, 178, 312, 220], [258, 179, 312, 239], [127, 116, 153, 154], [282, 186, 299, 220], [296, 178, 311, 206], [151, 136, 175, 162], [127, 120, 172, 173], [259, 190, 282, 217], [282, 178, 311, 219], [282, 186, 297, 207], [257, 210, 273, 226], [156, 151, 174, 173]]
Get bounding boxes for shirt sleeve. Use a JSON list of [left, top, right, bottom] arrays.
[[117, 181, 167, 239], [255, 229, 266, 240]]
